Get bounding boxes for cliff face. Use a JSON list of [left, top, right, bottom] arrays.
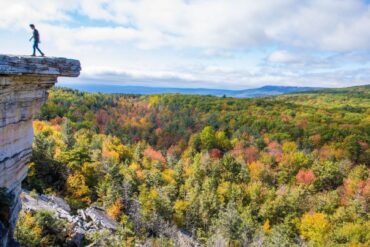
[[0, 55, 80, 246]]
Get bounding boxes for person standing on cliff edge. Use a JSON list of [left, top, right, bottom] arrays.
[[29, 24, 45, 57]]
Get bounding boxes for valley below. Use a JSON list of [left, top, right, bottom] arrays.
[[15, 85, 370, 246]]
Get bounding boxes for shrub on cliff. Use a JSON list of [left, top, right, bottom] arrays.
[[15, 210, 71, 247]]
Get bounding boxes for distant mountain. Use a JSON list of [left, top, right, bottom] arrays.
[[294, 84, 370, 96], [233, 85, 323, 97], [56, 83, 323, 98]]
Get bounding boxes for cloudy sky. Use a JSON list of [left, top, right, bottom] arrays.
[[1, 0, 370, 89]]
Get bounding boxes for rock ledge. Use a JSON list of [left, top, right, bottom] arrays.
[[0, 55, 80, 77], [0, 54, 80, 247]]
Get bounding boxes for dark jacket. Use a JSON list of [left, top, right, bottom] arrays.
[[33, 29, 40, 43]]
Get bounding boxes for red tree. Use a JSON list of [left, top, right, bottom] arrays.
[[296, 169, 316, 185], [144, 147, 166, 163], [210, 148, 222, 159], [245, 146, 259, 164], [95, 109, 109, 133]]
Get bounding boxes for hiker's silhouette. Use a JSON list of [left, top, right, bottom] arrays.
[[29, 24, 45, 57]]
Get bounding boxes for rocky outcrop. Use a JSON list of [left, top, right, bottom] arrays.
[[21, 191, 118, 233], [0, 55, 80, 246]]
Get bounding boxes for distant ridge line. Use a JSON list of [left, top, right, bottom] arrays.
[[57, 83, 327, 98]]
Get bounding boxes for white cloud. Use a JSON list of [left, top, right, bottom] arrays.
[[0, 0, 77, 28], [57, 62, 369, 90], [267, 50, 301, 63], [266, 0, 370, 51], [2, 0, 370, 51], [82, 66, 197, 81], [1, 0, 370, 89]]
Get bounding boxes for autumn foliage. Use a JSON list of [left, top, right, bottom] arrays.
[[19, 86, 370, 246], [296, 169, 316, 185]]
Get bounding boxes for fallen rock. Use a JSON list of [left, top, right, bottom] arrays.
[[20, 190, 119, 237], [84, 207, 119, 230]]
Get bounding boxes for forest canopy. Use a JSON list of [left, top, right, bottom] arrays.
[[18, 85, 370, 246]]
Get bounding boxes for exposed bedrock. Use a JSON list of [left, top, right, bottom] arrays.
[[0, 55, 80, 246]]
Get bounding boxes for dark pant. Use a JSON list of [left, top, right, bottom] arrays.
[[33, 41, 44, 56]]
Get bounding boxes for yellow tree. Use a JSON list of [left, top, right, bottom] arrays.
[[107, 199, 123, 221], [299, 212, 331, 246], [66, 172, 91, 208]]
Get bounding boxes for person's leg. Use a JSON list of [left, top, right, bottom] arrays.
[[35, 43, 44, 56], [32, 42, 36, 56]]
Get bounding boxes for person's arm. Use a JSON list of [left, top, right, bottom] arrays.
[[29, 35, 34, 42]]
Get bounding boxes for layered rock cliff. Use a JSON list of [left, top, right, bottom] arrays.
[[0, 55, 80, 246]]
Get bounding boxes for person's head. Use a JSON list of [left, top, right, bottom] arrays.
[[29, 24, 35, 30]]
